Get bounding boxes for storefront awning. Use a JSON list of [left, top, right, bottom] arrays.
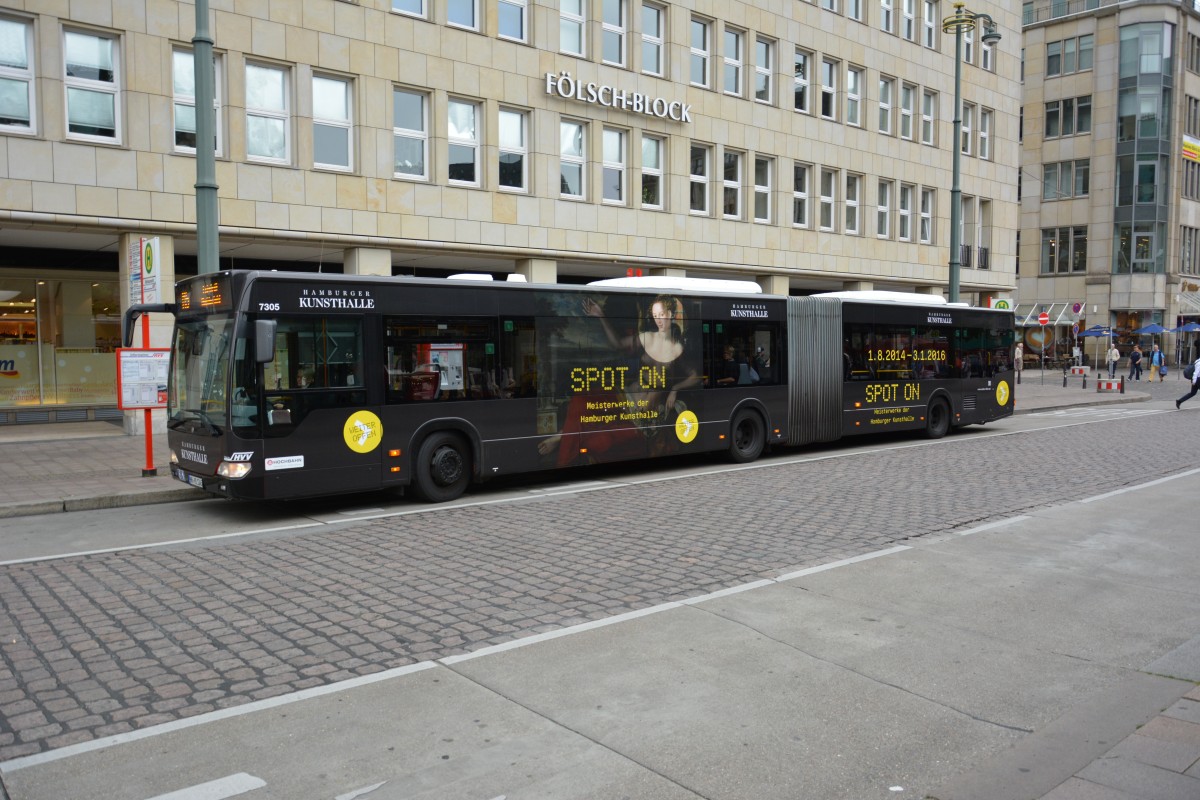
[[1013, 302, 1077, 327]]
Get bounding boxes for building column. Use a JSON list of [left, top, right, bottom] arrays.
[[344, 247, 392, 276], [516, 258, 557, 283], [843, 281, 873, 291], [119, 233, 176, 435], [757, 275, 789, 296]]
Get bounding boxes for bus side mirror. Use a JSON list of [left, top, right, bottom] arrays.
[[255, 319, 277, 364]]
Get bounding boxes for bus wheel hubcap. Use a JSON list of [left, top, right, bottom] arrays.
[[430, 447, 463, 485]]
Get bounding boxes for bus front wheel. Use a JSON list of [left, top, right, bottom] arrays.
[[728, 410, 765, 463], [412, 431, 471, 502], [925, 399, 951, 439]]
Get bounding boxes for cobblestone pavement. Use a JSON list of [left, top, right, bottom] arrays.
[[0, 403, 1195, 761]]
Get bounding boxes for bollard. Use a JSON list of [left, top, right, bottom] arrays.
[[1082, 374, 1087, 390], [1063, 373, 1068, 388], [1120, 376, 1125, 394]]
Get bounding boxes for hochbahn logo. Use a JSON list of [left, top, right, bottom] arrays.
[[299, 288, 376, 309]]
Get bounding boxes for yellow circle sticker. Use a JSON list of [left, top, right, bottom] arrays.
[[343, 410, 383, 453], [996, 380, 1011, 407], [675, 410, 700, 443]]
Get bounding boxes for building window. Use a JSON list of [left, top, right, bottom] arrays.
[[900, 83, 915, 140], [848, 0, 863, 22], [820, 168, 837, 231], [602, 0, 625, 66], [560, 120, 586, 198], [1046, 95, 1091, 138], [754, 156, 772, 223], [902, 0, 916, 41], [447, 0, 478, 30], [1047, 34, 1093, 77], [1114, 222, 1162, 274], [794, 49, 810, 114], [878, 77, 894, 134], [845, 174, 861, 234], [448, 99, 479, 185], [1183, 226, 1200, 274], [960, 102, 973, 155], [755, 38, 773, 103], [245, 62, 289, 163], [172, 48, 223, 154], [921, 90, 936, 145], [723, 151, 743, 219], [723, 27, 743, 96], [393, 88, 427, 179], [499, 0, 527, 42], [898, 184, 914, 241], [979, 108, 992, 160], [982, 38, 995, 72], [821, 59, 837, 119], [920, 188, 934, 243], [823, 0, 838, 13], [641, 134, 664, 208], [561, 0, 585, 57], [312, 75, 352, 171], [1117, 154, 1166, 205], [690, 144, 710, 214], [880, 0, 894, 34], [846, 66, 862, 126], [876, 180, 892, 238], [642, 3, 664, 76], [922, 0, 937, 48], [1042, 159, 1089, 200], [690, 18, 711, 87], [1041, 226, 1087, 274], [64, 29, 120, 142], [602, 127, 625, 203], [963, 27, 974, 65], [498, 107, 527, 191], [793, 163, 810, 227], [393, 0, 426, 17], [0, 16, 34, 133]]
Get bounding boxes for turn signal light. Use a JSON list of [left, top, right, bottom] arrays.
[[388, 449, 401, 457]]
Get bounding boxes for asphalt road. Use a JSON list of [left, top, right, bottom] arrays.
[[1, 399, 1197, 799]]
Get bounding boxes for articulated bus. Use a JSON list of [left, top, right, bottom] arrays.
[[124, 271, 1014, 503]]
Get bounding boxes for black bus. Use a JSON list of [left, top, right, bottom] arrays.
[[124, 271, 1014, 503]]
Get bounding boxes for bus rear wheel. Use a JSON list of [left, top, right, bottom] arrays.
[[412, 431, 471, 502], [925, 399, 951, 439], [728, 410, 765, 463]]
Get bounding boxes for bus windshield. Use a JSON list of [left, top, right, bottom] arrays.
[[169, 316, 234, 434]]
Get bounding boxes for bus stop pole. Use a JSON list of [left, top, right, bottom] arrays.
[[140, 250, 156, 477]]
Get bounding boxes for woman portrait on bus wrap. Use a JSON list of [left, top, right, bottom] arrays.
[[537, 293, 701, 463]]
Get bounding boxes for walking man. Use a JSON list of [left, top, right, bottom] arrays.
[[1106, 343, 1120, 378], [1149, 343, 1165, 382], [1177, 353, 1200, 408]]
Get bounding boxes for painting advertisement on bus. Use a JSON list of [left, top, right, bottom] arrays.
[[533, 292, 779, 468]]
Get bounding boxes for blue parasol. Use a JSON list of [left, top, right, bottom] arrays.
[[1133, 323, 1168, 335]]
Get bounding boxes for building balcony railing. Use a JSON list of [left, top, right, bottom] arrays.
[[1022, 0, 1111, 25]]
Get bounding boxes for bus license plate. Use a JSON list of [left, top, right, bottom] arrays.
[[187, 474, 204, 488]]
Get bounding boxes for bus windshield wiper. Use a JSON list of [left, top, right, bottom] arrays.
[[173, 408, 223, 434]]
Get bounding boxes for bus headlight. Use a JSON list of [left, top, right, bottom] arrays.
[[217, 460, 252, 479]]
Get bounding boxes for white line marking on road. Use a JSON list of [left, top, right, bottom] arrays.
[[1078, 467, 1200, 504], [145, 773, 266, 800], [0, 523, 326, 567], [335, 782, 388, 800], [775, 546, 911, 582], [956, 516, 1031, 536], [0, 662, 436, 773]]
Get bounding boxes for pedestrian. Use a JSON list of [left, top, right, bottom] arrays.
[[1106, 343, 1120, 378], [1149, 343, 1165, 382], [1014, 342, 1023, 377], [1176, 354, 1200, 408], [1128, 345, 1142, 381]]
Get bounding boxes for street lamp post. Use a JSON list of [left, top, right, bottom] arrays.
[[942, 2, 1001, 303]]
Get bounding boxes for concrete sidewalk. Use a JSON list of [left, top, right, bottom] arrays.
[[0, 369, 1161, 520], [2, 455, 1197, 800]]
